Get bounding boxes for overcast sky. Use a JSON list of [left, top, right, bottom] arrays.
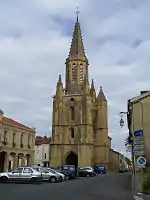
[[0, 0, 149, 155]]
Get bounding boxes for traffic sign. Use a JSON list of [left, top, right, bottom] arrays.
[[134, 144, 144, 150], [134, 139, 144, 145], [134, 150, 144, 156], [137, 156, 147, 167], [134, 130, 143, 137]]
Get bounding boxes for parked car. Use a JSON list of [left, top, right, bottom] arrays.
[[78, 168, 96, 177], [32, 166, 62, 183], [58, 165, 77, 180], [46, 168, 66, 181], [94, 165, 107, 174], [0, 167, 42, 183], [119, 169, 127, 173], [80, 167, 93, 173]]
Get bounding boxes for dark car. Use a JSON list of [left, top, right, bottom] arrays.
[[119, 169, 127, 173], [58, 165, 77, 180], [94, 166, 106, 174], [78, 168, 96, 177]]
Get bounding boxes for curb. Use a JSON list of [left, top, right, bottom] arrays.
[[133, 195, 144, 200], [133, 193, 150, 200]]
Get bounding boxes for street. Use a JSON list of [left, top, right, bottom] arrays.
[[0, 173, 134, 200]]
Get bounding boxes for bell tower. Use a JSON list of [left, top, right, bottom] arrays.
[[65, 12, 89, 94], [50, 12, 110, 169]]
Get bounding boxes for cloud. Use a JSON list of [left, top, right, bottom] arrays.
[[0, 0, 150, 154]]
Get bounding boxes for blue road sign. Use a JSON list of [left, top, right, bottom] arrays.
[[137, 156, 146, 167], [134, 130, 143, 137]]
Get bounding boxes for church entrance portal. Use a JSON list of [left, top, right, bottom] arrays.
[[0, 151, 6, 172], [65, 152, 78, 168]]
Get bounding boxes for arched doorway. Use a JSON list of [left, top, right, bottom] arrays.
[[65, 152, 78, 167], [26, 154, 31, 166], [0, 151, 6, 172]]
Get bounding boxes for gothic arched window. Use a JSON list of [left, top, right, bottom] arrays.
[[70, 106, 75, 120], [71, 127, 74, 138]]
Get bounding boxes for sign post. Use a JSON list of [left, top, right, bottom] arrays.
[[133, 130, 145, 156]]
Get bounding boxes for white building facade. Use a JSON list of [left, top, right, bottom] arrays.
[[34, 136, 50, 167]]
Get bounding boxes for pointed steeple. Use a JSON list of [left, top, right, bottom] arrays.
[[97, 86, 107, 101], [90, 79, 96, 99], [90, 79, 95, 91], [58, 74, 62, 83], [67, 12, 88, 62], [56, 74, 63, 96]]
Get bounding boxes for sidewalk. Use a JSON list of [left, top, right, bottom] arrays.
[[132, 171, 150, 200], [135, 193, 150, 200]]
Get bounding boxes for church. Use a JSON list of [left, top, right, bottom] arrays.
[[50, 14, 112, 169]]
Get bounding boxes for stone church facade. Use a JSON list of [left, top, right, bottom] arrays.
[[50, 15, 112, 169]]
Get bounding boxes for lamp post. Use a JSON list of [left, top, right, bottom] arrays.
[[119, 109, 136, 193], [119, 112, 128, 127]]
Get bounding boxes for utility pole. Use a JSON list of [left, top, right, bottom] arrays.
[[119, 101, 136, 193]]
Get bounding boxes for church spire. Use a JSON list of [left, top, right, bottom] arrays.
[[67, 9, 88, 62], [97, 86, 107, 101]]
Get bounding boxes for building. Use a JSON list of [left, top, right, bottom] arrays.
[[50, 14, 115, 169], [128, 90, 150, 168], [109, 149, 120, 172], [34, 136, 51, 167], [0, 109, 35, 172]]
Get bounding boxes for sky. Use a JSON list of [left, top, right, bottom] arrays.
[[0, 0, 150, 155]]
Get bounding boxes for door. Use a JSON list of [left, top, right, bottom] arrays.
[[21, 168, 33, 182], [41, 168, 50, 181], [8, 167, 23, 182]]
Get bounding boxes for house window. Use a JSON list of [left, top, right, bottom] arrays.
[[45, 153, 46, 159], [20, 134, 23, 148], [12, 133, 16, 148], [3, 130, 7, 144], [28, 135, 30, 148], [4, 131, 7, 139], [71, 127, 74, 138]]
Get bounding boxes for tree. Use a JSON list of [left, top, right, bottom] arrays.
[[125, 136, 132, 146]]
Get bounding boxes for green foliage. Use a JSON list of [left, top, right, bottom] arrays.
[[142, 175, 150, 194]]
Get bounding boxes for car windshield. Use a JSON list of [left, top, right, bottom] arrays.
[[83, 167, 92, 170], [33, 167, 40, 172], [62, 166, 75, 170], [98, 167, 105, 170], [46, 168, 57, 174]]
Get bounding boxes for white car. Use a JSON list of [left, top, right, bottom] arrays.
[[80, 167, 93, 173], [0, 167, 42, 183], [32, 166, 62, 183], [46, 168, 66, 180]]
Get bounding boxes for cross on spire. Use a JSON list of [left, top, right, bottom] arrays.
[[76, 6, 80, 21]]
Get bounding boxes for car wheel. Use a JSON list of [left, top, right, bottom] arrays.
[[30, 177, 37, 184], [60, 177, 63, 182], [86, 174, 90, 177], [0, 176, 8, 183], [65, 176, 69, 180], [49, 176, 56, 183]]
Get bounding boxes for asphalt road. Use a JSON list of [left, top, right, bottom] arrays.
[[0, 173, 134, 200]]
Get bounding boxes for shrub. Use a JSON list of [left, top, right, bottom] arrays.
[[142, 175, 150, 194]]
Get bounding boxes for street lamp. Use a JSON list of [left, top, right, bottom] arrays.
[[119, 112, 127, 127], [119, 118, 124, 127]]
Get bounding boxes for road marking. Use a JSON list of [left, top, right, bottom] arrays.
[[133, 195, 144, 200]]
